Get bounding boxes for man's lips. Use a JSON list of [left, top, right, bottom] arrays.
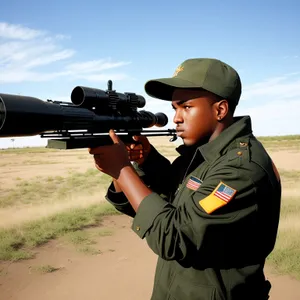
[[176, 130, 184, 137]]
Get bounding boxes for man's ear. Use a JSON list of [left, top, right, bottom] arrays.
[[215, 100, 229, 121]]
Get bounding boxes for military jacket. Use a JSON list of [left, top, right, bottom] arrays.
[[105, 116, 281, 300]]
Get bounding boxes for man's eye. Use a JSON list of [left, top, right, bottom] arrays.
[[184, 105, 191, 109]]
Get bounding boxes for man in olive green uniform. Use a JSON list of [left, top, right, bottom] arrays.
[[89, 58, 281, 300]]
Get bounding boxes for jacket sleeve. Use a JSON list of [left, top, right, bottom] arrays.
[[131, 160, 274, 267], [105, 182, 136, 217], [105, 144, 172, 218], [137, 145, 172, 196]]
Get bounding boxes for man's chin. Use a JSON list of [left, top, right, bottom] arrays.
[[182, 138, 195, 147], [182, 137, 208, 147]]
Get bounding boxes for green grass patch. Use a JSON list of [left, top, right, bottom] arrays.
[[65, 231, 97, 245], [0, 268, 8, 276], [77, 246, 102, 255], [260, 139, 300, 151], [267, 194, 300, 279], [258, 134, 300, 142], [278, 169, 300, 181], [267, 220, 300, 280], [22, 160, 60, 165], [257, 135, 300, 150], [0, 168, 111, 208], [0, 147, 57, 154], [31, 264, 62, 274], [63, 226, 114, 255], [96, 228, 114, 237], [0, 202, 119, 261], [279, 196, 300, 216]]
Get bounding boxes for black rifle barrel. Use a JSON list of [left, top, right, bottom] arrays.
[[0, 93, 168, 138]]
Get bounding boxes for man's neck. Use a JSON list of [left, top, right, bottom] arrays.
[[209, 117, 235, 143]]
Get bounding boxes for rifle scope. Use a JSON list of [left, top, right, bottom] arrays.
[[71, 80, 146, 112], [0, 82, 168, 138]]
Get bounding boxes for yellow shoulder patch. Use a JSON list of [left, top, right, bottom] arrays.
[[199, 181, 237, 214]]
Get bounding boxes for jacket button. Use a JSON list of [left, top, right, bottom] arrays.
[[239, 142, 248, 147], [136, 226, 140, 231], [237, 151, 243, 156]]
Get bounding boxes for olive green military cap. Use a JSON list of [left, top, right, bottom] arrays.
[[145, 58, 242, 104]]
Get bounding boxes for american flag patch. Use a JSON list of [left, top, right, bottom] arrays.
[[214, 182, 237, 202], [186, 176, 202, 191]]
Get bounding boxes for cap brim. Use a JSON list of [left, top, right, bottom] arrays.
[[144, 77, 199, 100]]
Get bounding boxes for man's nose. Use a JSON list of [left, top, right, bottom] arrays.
[[173, 109, 183, 124]]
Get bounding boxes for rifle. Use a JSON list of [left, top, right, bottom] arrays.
[[0, 80, 177, 149]]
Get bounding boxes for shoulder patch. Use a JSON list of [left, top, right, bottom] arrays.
[[199, 181, 237, 214], [186, 176, 202, 191]]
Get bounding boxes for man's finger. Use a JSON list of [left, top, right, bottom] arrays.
[[89, 142, 119, 154], [109, 129, 121, 144]]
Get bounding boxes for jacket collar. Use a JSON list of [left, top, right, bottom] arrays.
[[176, 115, 253, 162]]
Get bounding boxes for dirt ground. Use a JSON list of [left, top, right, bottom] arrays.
[[0, 138, 300, 299], [0, 215, 299, 300]]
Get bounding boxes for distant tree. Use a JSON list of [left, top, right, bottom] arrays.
[[11, 138, 15, 148]]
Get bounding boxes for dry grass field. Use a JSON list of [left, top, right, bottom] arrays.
[[0, 135, 300, 299]]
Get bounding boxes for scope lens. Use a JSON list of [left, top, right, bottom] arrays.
[[0, 99, 6, 130], [71, 87, 85, 106], [136, 95, 146, 108], [155, 112, 168, 127]]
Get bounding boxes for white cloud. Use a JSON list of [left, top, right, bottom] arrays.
[[236, 99, 300, 136], [236, 73, 300, 136], [283, 55, 299, 60], [77, 73, 129, 82], [66, 59, 131, 73], [0, 22, 45, 40], [24, 49, 75, 68], [241, 73, 300, 101], [54, 34, 71, 40], [64, 59, 131, 82], [0, 22, 131, 84]]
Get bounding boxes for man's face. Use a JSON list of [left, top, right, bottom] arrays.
[[171, 89, 219, 146]]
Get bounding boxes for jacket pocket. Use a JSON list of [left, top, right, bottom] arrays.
[[168, 274, 217, 300]]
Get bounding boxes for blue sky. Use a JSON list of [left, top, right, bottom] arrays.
[[0, 0, 300, 148]]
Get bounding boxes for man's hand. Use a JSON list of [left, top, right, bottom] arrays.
[[88, 129, 131, 179], [126, 135, 151, 165], [88, 130, 153, 211]]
